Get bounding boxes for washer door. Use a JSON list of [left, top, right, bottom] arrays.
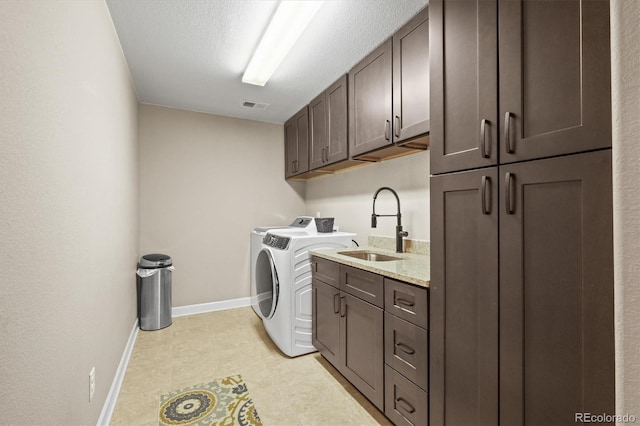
[[256, 249, 279, 319]]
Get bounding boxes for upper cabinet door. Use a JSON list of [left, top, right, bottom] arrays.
[[349, 38, 392, 157], [393, 7, 430, 144], [326, 75, 349, 165], [309, 91, 327, 170], [284, 106, 310, 178], [500, 150, 614, 424], [284, 117, 297, 179], [294, 107, 310, 174], [430, 0, 498, 175], [499, 0, 611, 163]]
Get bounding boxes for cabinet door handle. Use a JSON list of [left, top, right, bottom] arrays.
[[396, 397, 416, 414], [504, 112, 514, 154], [384, 120, 391, 141], [324, 147, 328, 162], [395, 297, 415, 308], [481, 175, 491, 215], [480, 119, 490, 158], [395, 342, 416, 355], [333, 293, 340, 314], [394, 115, 401, 138], [322, 147, 326, 162], [505, 172, 515, 214], [340, 296, 346, 317]]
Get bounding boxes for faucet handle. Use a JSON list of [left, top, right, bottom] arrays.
[[399, 230, 409, 237]]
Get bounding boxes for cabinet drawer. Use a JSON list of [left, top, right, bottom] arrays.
[[384, 312, 428, 390], [340, 265, 384, 308], [385, 365, 428, 426], [384, 278, 428, 329], [311, 256, 340, 288]]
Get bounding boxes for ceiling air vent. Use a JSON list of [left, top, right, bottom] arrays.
[[242, 100, 270, 110]]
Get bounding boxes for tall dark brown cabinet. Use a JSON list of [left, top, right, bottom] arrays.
[[499, 151, 614, 425], [430, 1, 614, 425], [431, 0, 611, 175], [430, 168, 499, 426]]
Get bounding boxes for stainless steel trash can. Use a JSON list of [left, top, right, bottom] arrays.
[[136, 254, 173, 331]]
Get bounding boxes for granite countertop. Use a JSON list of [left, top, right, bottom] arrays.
[[310, 243, 430, 288]]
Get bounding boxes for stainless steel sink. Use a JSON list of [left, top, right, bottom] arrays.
[[338, 251, 403, 262]]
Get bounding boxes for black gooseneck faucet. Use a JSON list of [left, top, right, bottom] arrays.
[[371, 187, 409, 253]]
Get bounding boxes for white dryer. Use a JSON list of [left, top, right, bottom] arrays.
[[250, 217, 316, 317], [255, 229, 355, 357]]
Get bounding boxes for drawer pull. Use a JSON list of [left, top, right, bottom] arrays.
[[395, 297, 415, 308], [396, 342, 415, 355], [396, 397, 416, 414]]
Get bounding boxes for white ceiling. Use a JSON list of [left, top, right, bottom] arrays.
[[106, 0, 428, 124]]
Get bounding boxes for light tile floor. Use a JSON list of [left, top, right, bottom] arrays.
[[110, 307, 391, 425]]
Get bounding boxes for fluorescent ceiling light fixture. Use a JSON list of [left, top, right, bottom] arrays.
[[242, 1, 323, 86]]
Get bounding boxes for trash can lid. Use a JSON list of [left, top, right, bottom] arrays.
[[140, 253, 172, 268]]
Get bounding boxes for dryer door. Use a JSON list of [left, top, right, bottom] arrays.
[[256, 248, 279, 319]]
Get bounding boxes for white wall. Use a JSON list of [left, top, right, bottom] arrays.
[[138, 104, 306, 306], [305, 151, 430, 245], [0, 1, 139, 424], [611, 0, 640, 416]]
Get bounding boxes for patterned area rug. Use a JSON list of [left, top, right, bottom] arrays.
[[158, 374, 263, 426]]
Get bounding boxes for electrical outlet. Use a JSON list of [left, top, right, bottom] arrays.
[[89, 367, 95, 402]]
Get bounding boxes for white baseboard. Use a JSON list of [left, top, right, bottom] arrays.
[[172, 296, 251, 318], [97, 319, 139, 426]]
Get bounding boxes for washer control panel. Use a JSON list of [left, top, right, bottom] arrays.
[[263, 234, 291, 250], [289, 217, 314, 228]]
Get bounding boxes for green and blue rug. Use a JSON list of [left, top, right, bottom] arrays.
[[158, 374, 263, 426]]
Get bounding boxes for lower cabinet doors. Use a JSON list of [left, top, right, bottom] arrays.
[[340, 292, 384, 410], [312, 278, 340, 367], [431, 149, 614, 425], [312, 278, 384, 411], [500, 150, 614, 424], [430, 167, 500, 426]]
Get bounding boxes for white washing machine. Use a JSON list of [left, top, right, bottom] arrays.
[[255, 229, 355, 357], [250, 217, 317, 317]]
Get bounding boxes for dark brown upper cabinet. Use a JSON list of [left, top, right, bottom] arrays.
[[309, 75, 364, 174], [349, 7, 430, 162], [393, 7, 430, 144], [500, 150, 614, 424], [431, 0, 611, 174], [284, 106, 312, 180], [349, 38, 393, 158], [499, 0, 611, 163], [430, 167, 499, 426], [430, 0, 499, 175], [309, 93, 327, 171]]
